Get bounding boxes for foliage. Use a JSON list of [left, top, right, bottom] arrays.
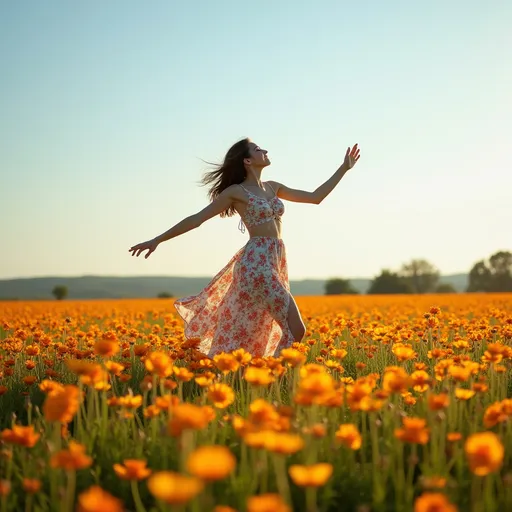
[[51, 285, 68, 300], [435, 283, 457, 294], [367, 270, 412, 294], [324, 278, 358, 295], [399, 259, 440, 294], [157, 292, 174, 298], [467, 250, 512, 292]]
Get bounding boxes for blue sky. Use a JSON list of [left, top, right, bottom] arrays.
[[1, 1, 511, 281]]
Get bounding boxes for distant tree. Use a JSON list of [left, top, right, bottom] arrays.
[[52, 285, 68, 300], [467, 250, 512, 292], [157, 292, 174, 298], [324, 278, 358, 295], [435, 283, 457, 294], [367, 270, 412, 294], [399, 259, 440, 294]]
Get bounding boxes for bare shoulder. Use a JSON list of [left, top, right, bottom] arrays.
[[266, 180, 283, 193], [222, 183, 246, 202]]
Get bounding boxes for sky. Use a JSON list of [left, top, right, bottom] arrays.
[[1, 1, 511, 281]]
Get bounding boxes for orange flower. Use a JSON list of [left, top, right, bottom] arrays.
[[207, 383, 235, 409], [428, 393, 450, 411], [147, 471, 203, 505], [281, 348, 307, 366], [244, 366, 275, 386], [186, 445, 236, 481], [419, 476, 447, 490], [23, 376, 37, 386], [94, 339, 119, 358], [411, 370, 431, 393], [465, 431, 504, 476], [173, 366, 194, 382], [43, 385, 80, 423], [22, 478, 42, 494], [0, 480, 11, 497], [1, 425, 40, 448], [335, 424, 362, 450], [395, 417, 429, 445], [167, 403, 214, 436], [50, 441, 92, 470], [392, 344, 417, 362], [383, 367, 410, 394], [483, 402, 507, 428], [145, 351, 173, 378], [263, 432, 304, 455], [447, 432, 462, 443], [288, 463, 333, 487], [113, 459, 151, 480], [39, 379, 64, 394], [414, 492, 458, 512], [247, 493, 291, 512], [213, 353, 240, 373], [77, 485, 124, 512]]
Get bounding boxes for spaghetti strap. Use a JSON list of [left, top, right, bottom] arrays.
[[265, 182, 276, 197]]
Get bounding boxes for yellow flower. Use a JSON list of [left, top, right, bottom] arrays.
[[288, 463, 333, 487], [455, 388, 475, 401], [411, 370, 431, 393], [465, 431, 504, 476], [147, 471, 203, 505], [186, 445, 236, 481], [335, 424, 362, 450], [113, 459, 151, 480], [77, 485, 124, 512], [207, 383, 235, 409]]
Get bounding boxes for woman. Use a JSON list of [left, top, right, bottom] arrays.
[[129, 138, 360, 357]]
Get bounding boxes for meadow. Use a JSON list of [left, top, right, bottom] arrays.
[[0, 294, 511, 512]]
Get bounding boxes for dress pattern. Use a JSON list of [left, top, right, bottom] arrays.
[[174, 183, 295, 358]]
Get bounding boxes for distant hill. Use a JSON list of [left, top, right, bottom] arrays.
[[0, 273, 468, 300]]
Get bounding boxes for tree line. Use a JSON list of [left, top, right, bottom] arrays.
[[325, 250, 512, 295]]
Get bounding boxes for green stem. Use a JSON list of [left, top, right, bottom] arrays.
[[63, 470, 76, 512], [131, 480, 147, 512]]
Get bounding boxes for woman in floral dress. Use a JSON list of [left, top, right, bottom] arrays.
[[129, 139, 360, 357]]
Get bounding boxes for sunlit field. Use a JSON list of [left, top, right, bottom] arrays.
[[1, 294, 511, 512]]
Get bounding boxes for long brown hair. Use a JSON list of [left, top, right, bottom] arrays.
[[200, 138, 250, 217]]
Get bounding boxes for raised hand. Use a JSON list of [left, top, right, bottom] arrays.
[[342, 144, 361, 170], [129, 238, 160, 259]]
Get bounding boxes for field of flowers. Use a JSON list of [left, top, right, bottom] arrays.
[[0, 294, 511, 512]]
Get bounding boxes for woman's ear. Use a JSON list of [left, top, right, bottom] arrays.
[[244, 157, 251, 166]]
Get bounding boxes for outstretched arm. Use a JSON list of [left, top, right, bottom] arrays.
[[272, 144, 360, 205], [129, 188, 235, 258]]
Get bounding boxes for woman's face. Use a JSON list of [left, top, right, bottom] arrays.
[[246, 142, 270, 168]]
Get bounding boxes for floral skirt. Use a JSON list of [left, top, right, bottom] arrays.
[[174, 236, 295, 358]]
